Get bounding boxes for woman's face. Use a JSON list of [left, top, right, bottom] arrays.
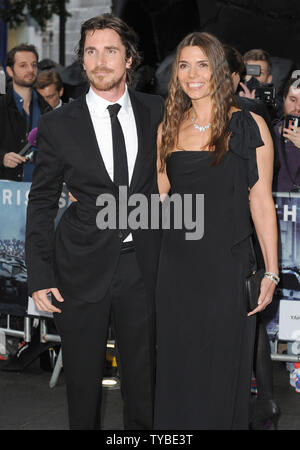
[[177, 45, 212, 101]]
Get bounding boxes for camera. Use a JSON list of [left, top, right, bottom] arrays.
[[244, 64, 276, 107], [245, 64, 261, 77], [285, 114, 300, 130], [255, 83, 276, 106]]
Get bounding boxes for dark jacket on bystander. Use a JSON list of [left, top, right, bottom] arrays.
[[0, 85, 51, 181]]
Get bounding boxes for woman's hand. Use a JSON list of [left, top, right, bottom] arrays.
[[247, 277, 276, 316]]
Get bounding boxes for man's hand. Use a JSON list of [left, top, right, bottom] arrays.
[[68, 192, 77, 202], [239, 82, 256, 99], [32, 288, 64, 313], [283, 125, 300, 149], [3, 152, 26, 168]]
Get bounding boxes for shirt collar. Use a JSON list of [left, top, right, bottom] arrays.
[[12, 88, 38, 115], [54, 99, 63, 109], [86, 85, 131, 116]]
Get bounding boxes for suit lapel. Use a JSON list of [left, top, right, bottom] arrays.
[[129, 89, 151, 194], [68, 91, 152, 193], [68, 95, 115, 189]]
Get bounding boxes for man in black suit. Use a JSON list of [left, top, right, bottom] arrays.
[[25, 14, 164, 430]]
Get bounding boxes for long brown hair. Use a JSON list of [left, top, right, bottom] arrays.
[[159, 32, 237, 171]]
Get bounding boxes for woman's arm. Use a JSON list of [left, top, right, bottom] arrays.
[[157, 123, 171, 199], [248, 112, 279, 316]]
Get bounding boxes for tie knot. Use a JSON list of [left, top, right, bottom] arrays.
[[107, 103, 121, 118]]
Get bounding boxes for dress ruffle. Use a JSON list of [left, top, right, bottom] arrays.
[[228, 109, 265, 264], [228, 109, 265, 189]]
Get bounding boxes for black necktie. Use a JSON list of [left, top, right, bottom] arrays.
[[107, 103, 129, 187]]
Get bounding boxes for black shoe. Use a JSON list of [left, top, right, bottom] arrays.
[[250, 399, 281, 430]]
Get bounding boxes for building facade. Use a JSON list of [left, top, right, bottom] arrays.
[[46, 0, 112, 66], [6, 0, 112, 67]]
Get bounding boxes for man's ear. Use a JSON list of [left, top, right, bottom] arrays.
[[6, 65, 13, 78], [267, 73, 273, 84], [126, 57, 132, 69]]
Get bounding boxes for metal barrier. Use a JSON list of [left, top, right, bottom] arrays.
[[0, 314, 118, 389], [0, 314, 32, 342], [0, 314, 61, 387], [271, 334, 300, 362]]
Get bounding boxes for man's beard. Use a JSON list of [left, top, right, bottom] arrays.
[[14, 74, 37, 88], [87, 67, 125, 92]]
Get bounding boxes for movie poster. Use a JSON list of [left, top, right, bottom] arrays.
[[262, 192, 300, 340], [1, 181, 300, 344], [0, 181, 70, 315]]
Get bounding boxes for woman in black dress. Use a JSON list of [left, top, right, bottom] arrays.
[[154, 32, 279, 430]]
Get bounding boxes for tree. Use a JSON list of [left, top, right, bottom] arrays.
[[0, 0, 70, 32]]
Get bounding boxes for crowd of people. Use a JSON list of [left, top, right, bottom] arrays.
[[0, 13, 300, 430], [0, 239, 25, 259], [0, 36, 300, 190], [1, 37, 300, 189]]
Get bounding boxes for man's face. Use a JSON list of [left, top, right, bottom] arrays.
[[245, 59, 272, 84], [83, 28, 132, 95], [36, 83, 63, 108], [284, 86, 300, 117], [7, 51, 38, 88]]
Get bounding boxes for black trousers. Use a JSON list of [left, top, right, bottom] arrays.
[[53, 250, 156, 430]]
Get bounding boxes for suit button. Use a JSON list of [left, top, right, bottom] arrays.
[[118, 231, 123, 239]]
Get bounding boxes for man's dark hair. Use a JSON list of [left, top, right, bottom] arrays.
[[283, 76, 300, 99], [243, 48, 272, 74], [6, 43, 39, 68], [76, 14, 142, 85], [35, 69, 63, 91], [223, 44, 245, 77]]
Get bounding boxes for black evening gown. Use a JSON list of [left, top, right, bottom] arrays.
[[154, 110, 265, 430]]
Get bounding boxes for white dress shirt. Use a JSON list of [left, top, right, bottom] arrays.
[[54, 99, 63, 109], [86, 86, 138, 241], [86, 85, 138, 183]]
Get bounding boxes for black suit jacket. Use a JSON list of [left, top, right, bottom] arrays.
[[0, 86, 52, 181], [25, 89, 164, 303]]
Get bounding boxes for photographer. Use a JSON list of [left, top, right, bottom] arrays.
[[223, 45, 272, 125], [273, 77, 300, 192], [239, 48, 278, 121], [224, 45, 279, 174], [240, 48, 273, 97]]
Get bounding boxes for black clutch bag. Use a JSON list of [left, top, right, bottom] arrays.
[[245, 268, 265, 313]]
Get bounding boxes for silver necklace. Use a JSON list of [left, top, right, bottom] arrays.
[[191, 116, 211, 132]]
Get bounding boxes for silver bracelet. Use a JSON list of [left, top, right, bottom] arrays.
[[264, 272, 280, 285]]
